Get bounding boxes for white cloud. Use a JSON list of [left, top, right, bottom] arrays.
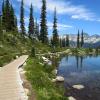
[[17, 0, 99, 21], [47, 22, 72, 30]]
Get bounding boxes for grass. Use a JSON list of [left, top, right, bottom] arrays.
[[0, 31, 33, 66], [25, 57, 67, 100]]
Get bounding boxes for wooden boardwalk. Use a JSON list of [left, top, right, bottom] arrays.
[[0, 55, 28, 100]]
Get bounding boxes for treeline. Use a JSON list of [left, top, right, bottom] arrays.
[[0, 0, 84, 48], [0, 0, 18, 32], [0, 0, 48, 42], [0, 0, 59, 46]]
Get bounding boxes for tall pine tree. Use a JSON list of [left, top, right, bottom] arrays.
[[0, 13, 2, 37], [20, 0, 25, 36], [34, 19, 40, 40], [77, 30, 80, 48], [28, 4, 34, 39], [10, 4, 16, 31], [66, 35, 69, 47], [59, 37, 62, 48], [5, 0, 11, 31], [62, 38, 66, 47], [52, 8, 59, 47], [2, 0, 6, 30], [40, 0, 48, 43], [81, 30, 84, 47], [14, 16, 18, 32], [2, 0, 17, 32]]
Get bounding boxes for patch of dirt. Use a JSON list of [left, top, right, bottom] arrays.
[[20, 69, 36, 100]]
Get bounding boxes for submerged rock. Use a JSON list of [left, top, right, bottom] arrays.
[[72, 84, 84, 90], [68, 96, 76, 100]]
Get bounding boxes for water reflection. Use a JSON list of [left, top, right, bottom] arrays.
[[58, 55, 100, 85], [75, 56, 84, 72], [57, 55, 100, 100]]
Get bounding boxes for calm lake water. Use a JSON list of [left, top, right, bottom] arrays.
[[57, 55, 100, 100]]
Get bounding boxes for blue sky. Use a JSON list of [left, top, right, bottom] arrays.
[[0, 0, 100, 36]]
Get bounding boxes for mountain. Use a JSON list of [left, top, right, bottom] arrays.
[[61, 34, 100, 48]]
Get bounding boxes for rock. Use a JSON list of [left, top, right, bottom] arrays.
[[42, 56, 49, 62], [72, 84, 84, 90], [42, 56, 47, 60], [56, 76, 64, 82], [51, 76, 64, 82], [68, 96, 76, 100], [42, 56, 52, 65]]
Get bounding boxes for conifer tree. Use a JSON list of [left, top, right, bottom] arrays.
[[0, 13, 2, 35], [77, 30, 80, 48], [2, 0, 6, 30], [20, 0, 25, 36], [62, 38, 66, 47], [52, 8, 59, 47], [34, 19, 40, 40], [59, 38, 62, 48], [5, 0, 11, 31], [50, 37, 53, 46], [37, 24, 40, 40], [0, 14, 2, 41], [10, 4, 16, 31], [14, 16, 18, 32], [81, 30, 84, 47], [66, 35, 69, 47], [40, 0, 48, 43], [2, 0, 17, 32], [28, 4, 34, 39]]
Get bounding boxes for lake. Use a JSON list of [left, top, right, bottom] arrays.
[[57, 55, 100, 100]]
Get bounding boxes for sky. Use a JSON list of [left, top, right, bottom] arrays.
[[0, 0, 100, 36]]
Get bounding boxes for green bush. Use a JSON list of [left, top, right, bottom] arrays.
[[30, 47, 35, 57], [0, 54, 14, 67]]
